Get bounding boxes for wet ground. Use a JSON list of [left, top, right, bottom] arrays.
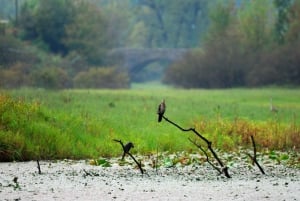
[[0, 159, 300, 201]]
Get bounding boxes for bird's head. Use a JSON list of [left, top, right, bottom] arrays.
[[128, 142, 134, 148]]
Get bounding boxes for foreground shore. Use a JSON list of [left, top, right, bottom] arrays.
[[1, 159, 300, 201]]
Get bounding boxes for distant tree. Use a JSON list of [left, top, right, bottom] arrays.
[[63, 1, 111, 65], [19, 0, 114, 66], [164, 34, 248, 89], [98, 0, 133, 47], [19, 0, 75, 54], [0, 35, 23, 66], [247, 40, 300, 86], [237, 0, 276, 51], [73, 67, 130, 89], [0, 0, 26, 20], [31, 67, 71, 89], [205, 0, 235, 42], [135, 0, 210, 48], [0, 62, 31, 88], [163, 50, 205, 88], [0, 35, 37, 67], [273, 0, 293, 44], [164, 0, 278, 88], [283, 0, 300, 43], [127, 21, 149, 48]]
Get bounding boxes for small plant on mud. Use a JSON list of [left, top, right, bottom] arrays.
[[89, 158, 111, 167]]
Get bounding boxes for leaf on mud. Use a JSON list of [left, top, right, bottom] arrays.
[[178, 157, 192, 166], [268, 151, 278, 160], [280, 154, 289, 161], [90, 158, 111, 167], [163, 157, 174, 168]]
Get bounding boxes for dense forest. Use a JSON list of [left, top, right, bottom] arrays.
[[0, 0, 300, 88]]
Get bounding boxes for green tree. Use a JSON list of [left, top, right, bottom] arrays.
[[99, 0, 133, 47], [283, 0, 300, 43], [0, 35, 37, 67], [135, 0, 210, 48], [164, 0, 277, 88], [237, 0, 276, 50], [63, 1, 110, 65], [31, 67, 70, 89], [19, 0, 75, 53], [127, 21, 149, 47], [205, 0, 235, 43], [73, 67, 129, 89], [273, 0, 292, 44]]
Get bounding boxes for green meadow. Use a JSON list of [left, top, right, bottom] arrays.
[[1, 87, 300, 161]]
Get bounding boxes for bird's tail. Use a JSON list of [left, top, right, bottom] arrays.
[[158, 115, 163, 122]]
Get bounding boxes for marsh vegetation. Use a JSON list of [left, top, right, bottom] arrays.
[[1, 88, 299, 163]]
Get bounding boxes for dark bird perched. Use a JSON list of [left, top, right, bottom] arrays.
[[122, 142, 134, 160], [157, 99, 166, 122]]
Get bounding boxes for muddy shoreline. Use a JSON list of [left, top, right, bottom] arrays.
[[1, 160, 300, 201]]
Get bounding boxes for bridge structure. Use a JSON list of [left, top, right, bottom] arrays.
[[107, 48, 189, 74]]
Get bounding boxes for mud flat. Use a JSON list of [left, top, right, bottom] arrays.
[[0, 160, 300, 201]]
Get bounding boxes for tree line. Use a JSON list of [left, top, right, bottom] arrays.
[[0, 0, 214, 88], [1, 0, 300, 89], [0, 0, 130, 88], [164, 0, 300, 88]]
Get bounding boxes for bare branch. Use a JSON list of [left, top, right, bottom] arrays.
[[127, 152, 144, 175], [247, 136, 265, 174], [188, 138, 222, 174], [162, 116, 231, 178], [37, 160, 41, 174]]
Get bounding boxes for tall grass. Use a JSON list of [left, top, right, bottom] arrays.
[[1, 88, 300, 161]]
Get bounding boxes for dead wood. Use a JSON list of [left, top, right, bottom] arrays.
[[37, 160, 41, 174], [188, 138, 222, 174], [162, 116, 231, 178], [247, 135, 265, 174]]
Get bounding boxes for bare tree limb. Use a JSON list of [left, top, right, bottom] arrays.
[[247, 135, 265, 175], [188, 138, 222, 174], [162, 116, 231, 178], [127, 152, 144, 175], [37, 160, 41, 174]]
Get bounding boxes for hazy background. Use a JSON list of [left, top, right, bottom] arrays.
[[1, 0, 299, 89]]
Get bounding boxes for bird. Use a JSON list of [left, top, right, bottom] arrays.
[[157, 99, 166, 122], [270, 97, 278, 113], [122, 142, 134, 160]]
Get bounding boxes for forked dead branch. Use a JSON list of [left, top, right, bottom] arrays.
[[247, 135, 265, 174], [188, 138, 222, 174], [156, 99, 230, 177], [162, 116, 231, 178]]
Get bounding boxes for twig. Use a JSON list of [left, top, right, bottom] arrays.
[[113, 139, 144, 174], [37, 160, 41, 174], [188, 138, 222, 174], [162, 116, 231, 178], [247, 135, 265, 174], [83, 169, 93, 176], [113, 139, 125, 150], [127, 152, 144, 174], [83, 169, 99, 177]]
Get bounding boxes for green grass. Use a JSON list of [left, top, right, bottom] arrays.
[[1, 87, 300, 161]]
